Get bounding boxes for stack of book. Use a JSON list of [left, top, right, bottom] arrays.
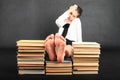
[[45, 58, 72, 75], [72, 42, 101, 74], [16, 40, 45, 74]]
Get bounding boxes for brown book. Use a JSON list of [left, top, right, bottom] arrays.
[[17, 53, 44, 57], [46, 61, 72, 67], [73, 59, 99, 63], [74, 51, 100, 54], [17, 64, 44, 67], [17, 57, 44, 61], [17, 52, 45, 54], [73, 48, 100, 52], [18, 64, 44, 67], [73, 70, 98, 74], [72, 42, 100, 48], [18, 59, 44, 62], [46, 72, 72, 75], [18, 61, 44, 65], [73, 71, 98, 74], [73, 62, 99, 66], [46, 58, 72, 67], [17, 55, 44, 58], [17, 43, 44, 46], [17, 59, 44, 62], [73, 54, 99, 58], [18, 46, 44, 50], [17, 40, 44, 46], [17, 40, 44, 44], [19, 69, 45, 74], [19, 66, 44, 70], [18, 49, 45, 52], [46, 67, 72, 70], [72, 57, 99, 61], [73, 66, 98, 71], [46, 69, 72, 73]]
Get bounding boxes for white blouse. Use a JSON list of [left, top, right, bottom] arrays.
[[55, 11, 82, 42]]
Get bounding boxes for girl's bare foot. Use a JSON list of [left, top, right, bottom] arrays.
[[55, 33, 66, 62], [44, 34, 57, 61]]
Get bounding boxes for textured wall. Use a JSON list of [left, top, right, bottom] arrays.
[[0, 0, 120, 49]]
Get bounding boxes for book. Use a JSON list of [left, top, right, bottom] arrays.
[[73, 63, 99, 66], [46, 58, 72, 67], [46, 72, 72, 75], [73, 54, 99, 58], [19, 66, 44, 70], [72, 42, 100, 48], [18, 46, 44, 50], [17, 57, 44, 61], [74, 51, 100, 54], [73, 66, 98, 71], [73, 48, 100, 52], [18, 61, 44, 65], [46, 67, 72, 71], [46, 58, 72, 75], [46, 69, 72, 73], [72, 57, 99, 62], [17, 53, 44, 57], [73, 70, 98, 74], [18, 64, 44, 67], [17, 40, 44, 43], [19, 69, 45, 74], [17, 40, 45, 46], [73, 59, 99, 63], [18, 49, 45, 52]]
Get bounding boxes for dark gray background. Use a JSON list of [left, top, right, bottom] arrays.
[[0, 0, 120, 80], [0, 0, 120, 49]]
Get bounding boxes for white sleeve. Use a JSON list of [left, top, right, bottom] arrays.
[[65, 18, 82, 42], [55, 11, 68, 28], [76, 19, 82, 42]]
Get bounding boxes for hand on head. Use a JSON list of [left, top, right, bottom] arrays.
[[66, 4, 79, 23], [68, 4, 78, 13]]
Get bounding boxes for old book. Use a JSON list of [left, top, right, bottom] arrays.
[[18, 64, 44, 67], [17, 58, 44, 62], [19, 69, 45, 74], [74, 51, 100, 54], [73, 48, 100, 52], [46, 67, 72, 71], [46, 62, 72, 67], [18, 46, 44, 50], [18, 61, 44, 65], [73, 70, 98, 74], [72, 57, 99, 61], [17, 59, 44, 62], [46, 69, 72, 73], [46, 58, 72, 67], [17, 40, 44, 46], [17, 57, 44, 61], [72, 42, 100, 48], [73, 59, 99, 63], [18, 49, 45, 52], [46, 72, 72, 75], [73, 66, 98, 71], [73, 62, 99, 66], [46, 58, 72, 75], [17, 53, 44, 57], [17, 40, 44, 43], [73, 54, 99, 58], [19, 66, 44, 70]]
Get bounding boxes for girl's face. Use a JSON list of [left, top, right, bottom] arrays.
[[68, 4, 79, 21], [68, 10, 79, 21]]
